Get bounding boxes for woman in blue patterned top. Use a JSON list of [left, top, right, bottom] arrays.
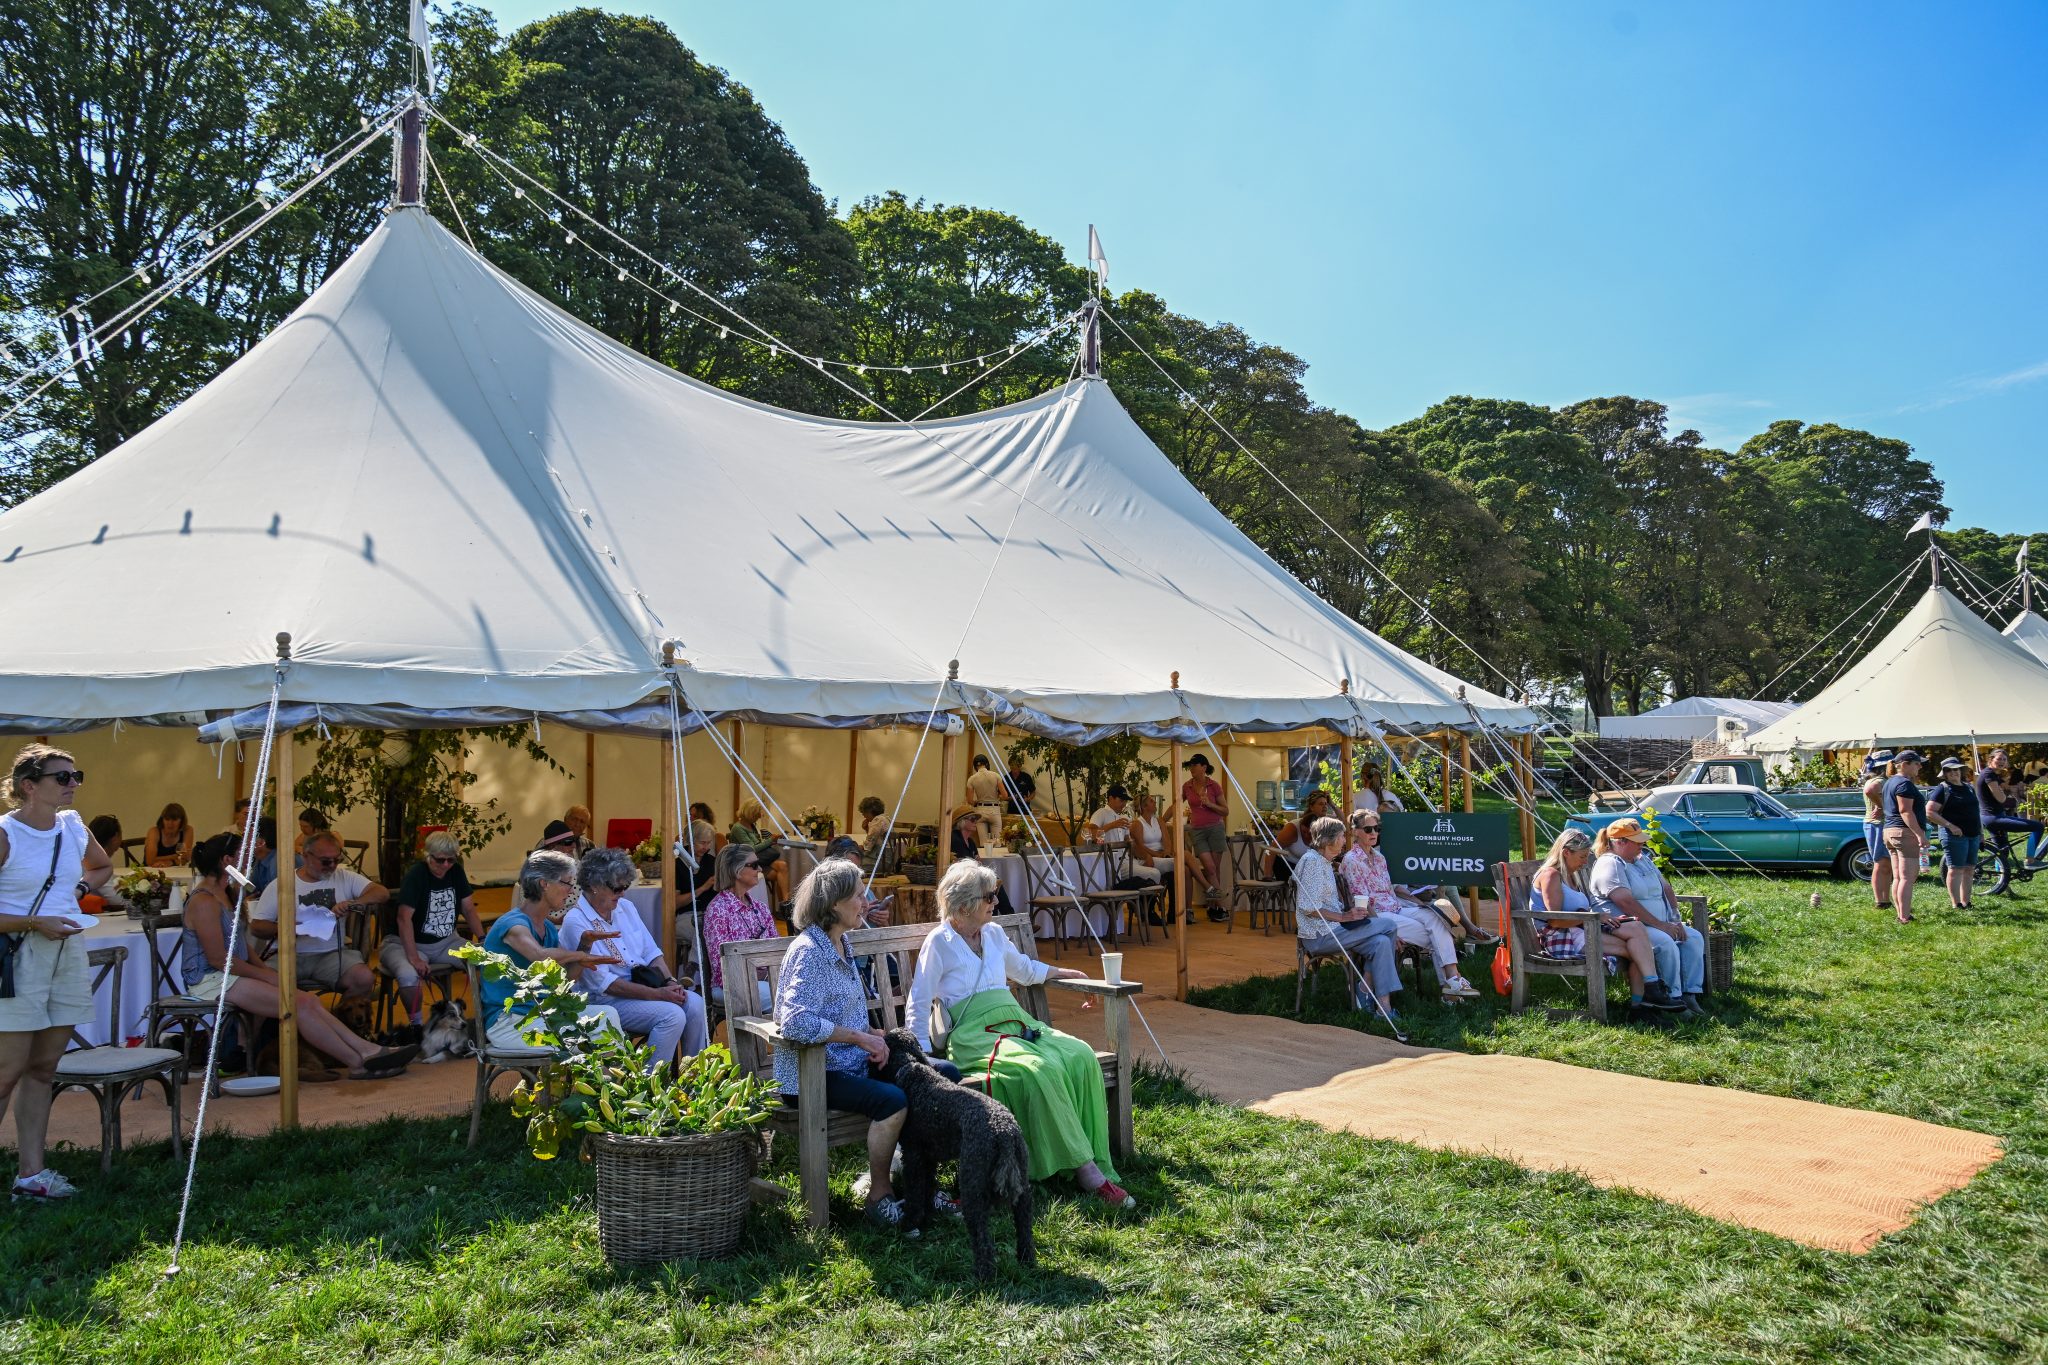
[[773, 857, 959, 1229]]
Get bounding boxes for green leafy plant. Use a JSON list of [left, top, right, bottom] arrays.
[[1767, 753, 1857, 790], [454, 946, 776, 1162], [293, 727, 565, 885], [1006, 734, 1168, 828]]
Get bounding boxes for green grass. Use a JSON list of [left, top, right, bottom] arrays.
[[4, 874, 2046, 1363]]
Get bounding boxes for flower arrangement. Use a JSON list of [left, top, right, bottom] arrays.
[[796, 805, 837, 841], [453, 946, 776, 1161], [115, 867, 170, 906], [630, 832, 663, 864]]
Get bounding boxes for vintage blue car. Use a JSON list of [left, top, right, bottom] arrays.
[[1569, 784, 1873, 879]]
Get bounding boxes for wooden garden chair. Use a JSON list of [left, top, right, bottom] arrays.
[[55, 946, 186, 1171], [1227, 833, 1290, 935], [1500, 859, 1710, 1023], [722, 913, 1138, 1230]]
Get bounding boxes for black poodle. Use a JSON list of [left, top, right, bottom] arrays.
[[880, 1027, 1036, 1280]]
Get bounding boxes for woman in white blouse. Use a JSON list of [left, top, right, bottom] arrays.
[[906, 860, 1136, 1210]]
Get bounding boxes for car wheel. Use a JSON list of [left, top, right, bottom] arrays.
[[1833, 842, 1873, 881]]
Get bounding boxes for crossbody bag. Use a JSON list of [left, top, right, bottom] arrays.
[[0, 824, 67, 999]]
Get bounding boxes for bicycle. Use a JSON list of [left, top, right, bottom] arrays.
[[1976, 829, 2036, 896]]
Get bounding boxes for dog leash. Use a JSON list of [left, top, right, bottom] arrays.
[[981, 1020, 1040, 1091]]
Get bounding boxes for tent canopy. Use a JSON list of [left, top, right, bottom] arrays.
[[2004, 610, 2048, 667], [1747, 585, 2048, 750], [1598, 695, 1795, 740], [0, 207, 1533, 737]]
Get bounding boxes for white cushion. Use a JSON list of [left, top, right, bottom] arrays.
[[483, 1045, 554, 1064], [57, 1046, 183, 1079]]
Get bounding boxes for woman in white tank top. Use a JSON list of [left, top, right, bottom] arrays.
[[0, 743, 114, 1200]]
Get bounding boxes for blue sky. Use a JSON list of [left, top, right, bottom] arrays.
[[476, 1, 2047, 533]]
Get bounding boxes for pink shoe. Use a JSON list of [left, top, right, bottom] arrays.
[[1091, 1179, 1135, 1210]]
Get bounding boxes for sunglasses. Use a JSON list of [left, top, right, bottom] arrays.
[[308, 854, 341, 868], [33, 768, 84, 786], [981, 893, 1000, 903], [740, 860, 760, 871], [1356, 823, 1381, 833], [427, 854, 455, 865]]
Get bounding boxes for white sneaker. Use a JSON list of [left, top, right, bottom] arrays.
[[1441, 974, 1480, 999], [12, 1168, 78, 1201]]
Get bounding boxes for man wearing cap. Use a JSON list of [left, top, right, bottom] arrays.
[[1925, 758, 1981, 911], [1860, 751, 1897, 913], [1589, 818, 1706, 1016], [1880, 751, 1928, 924], [1181, 754, 1228, 918]]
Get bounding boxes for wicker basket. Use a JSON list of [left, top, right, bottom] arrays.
[[1706, 929, 1735, 993], [588, 1129, 761, 1264], [904, 864, 937, 886]]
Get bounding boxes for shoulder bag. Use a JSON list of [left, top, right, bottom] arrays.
[[0, 823, 68, 999]]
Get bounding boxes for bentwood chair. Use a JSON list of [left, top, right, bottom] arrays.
[[56, 946, 187, 1171]]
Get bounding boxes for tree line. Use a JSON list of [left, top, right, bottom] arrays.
[[1, 3, 2037, 715]]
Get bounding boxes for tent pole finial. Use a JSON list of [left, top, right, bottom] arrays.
[[947, 658, 960, 682], [1079, 299, 1101, 379], [394, 98, 424, 208], [275, 631, 292, 661]]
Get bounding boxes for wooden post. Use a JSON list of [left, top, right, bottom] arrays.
[[273, 725, 299, 1129], [1517, 734, 1539, 860], [936, 730, 960, 873], [1170, 735, 1189, 1001], [584, 732, 596, 821], [659, 737, 677, 968], [726, 720, 745, 825], [1438, 731, 1453, 810], [1459, 730, 1480, 925], [845, 729, 860, 833], [1338, 731, 1355, 817]]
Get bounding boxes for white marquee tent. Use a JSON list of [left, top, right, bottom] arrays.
[[2004, 610, 2048, 668], [1746, 585, 2048, 751], [1596, 695, 1796, 741], [0, 206, 1533, 741]]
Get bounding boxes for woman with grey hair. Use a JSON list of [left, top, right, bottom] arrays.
[[562, 847, 708, 1070], [701, 841, 779, 1011], [774, 857, 963, 1228], [903, 860, 1133, 1208], [1295, 814, 1405, 1026], [477, 848, 621, 1050]]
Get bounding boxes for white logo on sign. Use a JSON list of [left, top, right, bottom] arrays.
[[1432, 817, 1454, 833]]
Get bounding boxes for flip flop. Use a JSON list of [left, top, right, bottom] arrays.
[[362, 1043, 419, 1074]]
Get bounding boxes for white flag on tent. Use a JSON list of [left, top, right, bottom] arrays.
[[410, 0, 437, 95], [1087, 225, 1108, 292], [2020, 539, 2031, 569], [1906, 510, 1946, 536]]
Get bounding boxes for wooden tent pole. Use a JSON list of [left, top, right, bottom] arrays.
[[845, 730, 860, 834], [937, 731, 959, 874], [1438, 731, 1453, 809], [583, 732, 596, 821], [1518, 734, 1539, 860], [273, 724, 299, 1129], [1170, 731, 1189, 1002], [659, 738, 677, 967], [728, 721, 744, 824]]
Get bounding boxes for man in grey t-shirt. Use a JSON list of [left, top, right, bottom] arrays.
[[1588, 818, 1705, 1015]]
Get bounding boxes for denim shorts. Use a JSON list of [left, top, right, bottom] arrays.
[[787, 1057, 963, 1121], [1863, 821, 1884, 862], [1942, 833, 1981, 869]]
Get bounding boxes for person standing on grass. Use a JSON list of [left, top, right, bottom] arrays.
[[1861, 751, 1897, 913], [0, 744, 113, 1201], [1181, 753, 1229, 918], [1925, 758, 1982, 911], [1880, 751, 1928, 924]]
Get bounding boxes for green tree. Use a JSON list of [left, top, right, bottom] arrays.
[[0, 0, 414, 505]]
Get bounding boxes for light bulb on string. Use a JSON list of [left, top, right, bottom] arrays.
[[564, 231, 576, 244], [513, 187, 524, 199], [617, 268, 627, 282], [359, 115, 370, 131], [855, 364, 866, 375], [718, 326, 728, 339]]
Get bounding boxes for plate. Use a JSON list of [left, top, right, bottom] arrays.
[[219, 1076, 281, 1097]]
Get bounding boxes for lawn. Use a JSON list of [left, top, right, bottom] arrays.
[[3, 871, 2045, 1363]]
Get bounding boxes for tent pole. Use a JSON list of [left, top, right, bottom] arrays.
[[1517, 734, 1538, 859], [1439, 731, 1453, 809], [937, 730, 960, 875], [729, 721, 743, 825], [659, 739, 677, 968], [584, 732, 595, 822], [845, 730, 860, 835], [1170, 734, 1188, 1002], [1338, 729, 1354, 818], [273, 727, 299, 1129], [1459, 730, 1480, 925]]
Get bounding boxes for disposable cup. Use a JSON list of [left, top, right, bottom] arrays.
[[1352, 895, 1370, 909], [1101, 952, 1124, 986]]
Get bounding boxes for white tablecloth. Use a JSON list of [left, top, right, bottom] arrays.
[[980, 849, 1112, 940], [75, 915, 183, 1048]]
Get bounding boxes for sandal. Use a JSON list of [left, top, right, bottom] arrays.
[[361, 1043, 419, 1075]]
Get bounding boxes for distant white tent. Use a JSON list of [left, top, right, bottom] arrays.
[[1597, 695, 1796, 741], [2004, 610, 2048, 668], [1746, 585, 2048, 750], [0, 206, 1534, 740]]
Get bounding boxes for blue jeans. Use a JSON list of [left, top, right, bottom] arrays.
[[1983, 814, 2045, 861], [1645, 925, 1706, 995], [1941, 832, 1982, 871], [605, 991, 709, 1071], [1308, 916, 1404, 1002], [1863, 821, 1885, 862], [792, 1058, 964, 1120]]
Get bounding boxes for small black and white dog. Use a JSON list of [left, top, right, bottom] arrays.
[[880, 1028, 1035, 1280], [419, 999, 474, 1063]]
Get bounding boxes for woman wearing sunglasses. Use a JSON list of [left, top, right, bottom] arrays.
[[700, 843, 780, 1013], [0, 744, 113, 1200], [1340, 810, 1478, 999]]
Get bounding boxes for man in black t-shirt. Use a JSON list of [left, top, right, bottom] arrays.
[[1879, 751, 1927, 924], [380, 831, 482, 1033], [1925, 758, 1982, 910], [1003, 757, 1038, 815]]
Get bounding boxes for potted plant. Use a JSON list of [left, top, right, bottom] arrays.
[[901, 844, 939, 885], [631, 832, 664, 882], [456, 946, 777, 1263]]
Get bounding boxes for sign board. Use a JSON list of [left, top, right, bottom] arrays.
[[1378, 811, 1512, 888]]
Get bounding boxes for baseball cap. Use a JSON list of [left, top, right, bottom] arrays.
[[1894, 750, 1925, 765], [1605, 817, 1648, 842], [537, 819, 577, 848], [1182, 753, 1211, 769]]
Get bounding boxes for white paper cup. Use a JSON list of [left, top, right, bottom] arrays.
[[1101, 952, 1124, 986], [1352, 894, 1370, 910]]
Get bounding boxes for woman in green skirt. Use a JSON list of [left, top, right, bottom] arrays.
[[905, 860, 1135, 1209]]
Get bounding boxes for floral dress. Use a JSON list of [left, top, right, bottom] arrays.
[[701, 888, 777, 992]]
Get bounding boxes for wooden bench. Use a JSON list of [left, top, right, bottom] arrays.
[[1499, 858, 1708, 1023], [721, 913, 1139, 1229]]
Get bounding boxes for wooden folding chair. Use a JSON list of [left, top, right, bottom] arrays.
[[55, 947, 186, 1170]]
